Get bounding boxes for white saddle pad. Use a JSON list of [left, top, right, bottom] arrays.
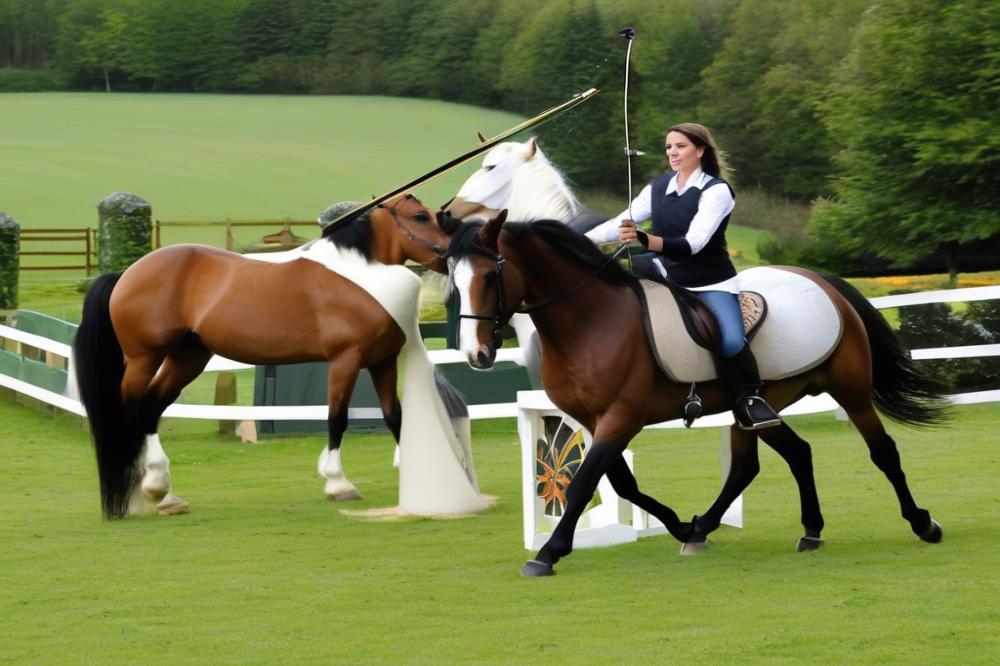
[[641, 267, 843, 383]]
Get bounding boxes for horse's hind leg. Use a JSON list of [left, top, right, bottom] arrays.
[[127, 343, 212, 516], [318, 353, 363, 501], [604, 454, 688, 540], [369, 353, 402, 442], [839, 400, 942, 542], [683, 426, 761, 554], [758, 423, 826, 551]]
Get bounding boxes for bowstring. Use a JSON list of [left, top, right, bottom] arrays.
[[617, 29, 636, 271], [529, 34, 628, 147], [610, 27, 636, 272]]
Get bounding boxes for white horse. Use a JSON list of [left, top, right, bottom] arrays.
[[444, 138, 609, 387], [444, 137, 607, 232]]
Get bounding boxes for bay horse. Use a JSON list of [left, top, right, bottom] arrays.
[[448, 215, 947, 576], [74, 194, 477, 519]]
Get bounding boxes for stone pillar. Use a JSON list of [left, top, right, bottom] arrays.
[[97, 192, 152, 272], [0, 212, 19, 319]]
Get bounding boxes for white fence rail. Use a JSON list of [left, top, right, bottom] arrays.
[[1, 285, 997, 424]]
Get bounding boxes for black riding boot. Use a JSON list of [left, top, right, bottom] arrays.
[[719, 345, 781, 430]]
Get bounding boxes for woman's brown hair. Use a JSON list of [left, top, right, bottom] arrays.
[[666, 122, 729, 179]]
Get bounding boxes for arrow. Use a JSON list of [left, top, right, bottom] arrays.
[[322, 88, 599, 231]]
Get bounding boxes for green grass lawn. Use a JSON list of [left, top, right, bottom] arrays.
[[0, 397, 996, 663], [1, 92, 522, 253]]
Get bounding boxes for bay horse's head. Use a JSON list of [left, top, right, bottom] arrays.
[[324, 194, 454, 274], [444, 138, 580, 223], [447, 211, 523, 369]]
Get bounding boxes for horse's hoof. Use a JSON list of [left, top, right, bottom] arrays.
[[156, 493, 190, 516], [520, 559, 555, 577], [326, 488, 363, 501], [324, 479, 363, 501], [796, 536, 825, 552], [918, 518, 943, 543], [679, 541, 706, 556]]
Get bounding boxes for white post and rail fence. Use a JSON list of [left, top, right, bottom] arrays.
[[2, 286, 997, 550]]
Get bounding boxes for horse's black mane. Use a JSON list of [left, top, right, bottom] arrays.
[[448, 219, 637, 286], [444, 220, 486, 260], [320, 214, 374, 261], [506, 221, 637, 285]]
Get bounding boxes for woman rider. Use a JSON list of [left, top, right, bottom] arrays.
[[585, 122, 780, 430]]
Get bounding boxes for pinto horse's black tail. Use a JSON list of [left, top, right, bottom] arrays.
[[819, 273, 950, 426], [74, 273, 144, 518]]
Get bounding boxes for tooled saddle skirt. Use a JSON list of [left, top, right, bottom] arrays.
[[637, 267, 844, 383]]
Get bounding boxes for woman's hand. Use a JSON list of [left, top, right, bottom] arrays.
[[619, 219, 655, 250], [618, 219, 640, 244]]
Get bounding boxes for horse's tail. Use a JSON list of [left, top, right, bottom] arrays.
[[433, 368, 479, 490], [74, 272, 143, 518], [434, 368, 469, 421], [818, 273, 950, 426]]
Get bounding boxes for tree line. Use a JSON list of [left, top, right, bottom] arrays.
[[1, 0, 996, 277]]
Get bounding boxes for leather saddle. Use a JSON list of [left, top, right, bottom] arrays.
[[661, 284, 767, 355]]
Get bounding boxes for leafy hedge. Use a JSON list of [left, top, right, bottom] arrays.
[[96, 193, 151, 272], [0, 68, 64, 92], [0, 213, 19, 310], [896, 300, 1000, 392]]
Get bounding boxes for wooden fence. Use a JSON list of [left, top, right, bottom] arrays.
[[19, 227, 95, 274], [15, 220, 318, 275], [154, 219, 316, 251]]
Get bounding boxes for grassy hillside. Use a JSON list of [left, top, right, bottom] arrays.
[[1, 92, 522, 243]]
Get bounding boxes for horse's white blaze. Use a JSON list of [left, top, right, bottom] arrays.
[[452, 259, 485, 364]]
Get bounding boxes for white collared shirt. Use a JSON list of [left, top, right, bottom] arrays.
[[585, 168, 735, 255]]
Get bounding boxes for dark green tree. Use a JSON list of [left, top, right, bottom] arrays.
[[810, 0, 1000, 284], [0, 0, 66, 68], [698, 0, 869, 198]]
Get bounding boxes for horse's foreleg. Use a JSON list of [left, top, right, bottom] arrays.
[[758, 423, 825, 551], [682, 426, 760, 555], [318, 354, 363, 501], [127, 345, 211, 516], [524, 433, 632, 577], [841, 401, 941, 542], [604, 454, 687, 541]]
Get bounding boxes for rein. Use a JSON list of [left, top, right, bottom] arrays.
[[457, 240, 624, 348], [518, 251, 623, 314]]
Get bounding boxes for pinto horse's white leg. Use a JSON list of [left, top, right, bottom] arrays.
[[317, 446, 363, 501], [127, 434, 190, 516]]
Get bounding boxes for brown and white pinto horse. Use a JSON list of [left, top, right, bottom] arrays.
[[448, 215, 947, 576], [75, 195, 462, 518]]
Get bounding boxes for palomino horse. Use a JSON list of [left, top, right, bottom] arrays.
[[75, 194, 474, 518], [444, 137, 606, 233], [448, 216, 947, 576]]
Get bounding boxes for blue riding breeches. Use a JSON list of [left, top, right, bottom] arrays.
[[691, 290, 746, 359]]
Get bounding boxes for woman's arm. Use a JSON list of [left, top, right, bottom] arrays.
[[585, 184, 653, 244]]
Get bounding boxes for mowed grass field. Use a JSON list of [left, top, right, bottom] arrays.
[[1, 92, 522, 248], [1, 397, 997, 663]]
